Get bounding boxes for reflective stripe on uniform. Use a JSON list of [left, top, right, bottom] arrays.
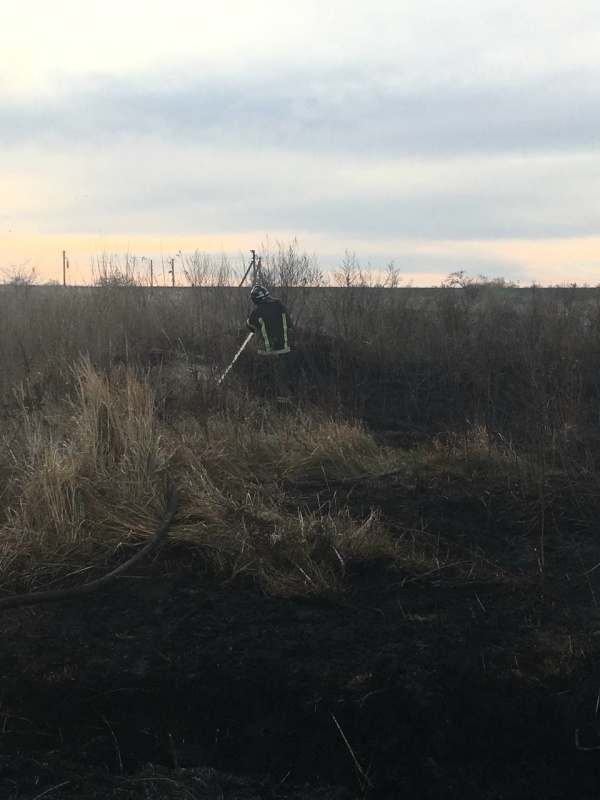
[[282, 313, 288, 350], [258, 318, 271, 352], [257, 348, 290, 355]]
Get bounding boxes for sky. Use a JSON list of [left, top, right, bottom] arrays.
[[1, 0, 600, 286]]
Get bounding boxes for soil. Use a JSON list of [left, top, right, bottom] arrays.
[[3, 475, 600, 800]]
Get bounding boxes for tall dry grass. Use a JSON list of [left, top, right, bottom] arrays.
[[1, 358, 598, 599], [0, 361, 402, 596], [2, 271, 600, 459], [0, 361, 171, 587]]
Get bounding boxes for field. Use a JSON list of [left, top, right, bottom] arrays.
[[2, 274, 600, 798]]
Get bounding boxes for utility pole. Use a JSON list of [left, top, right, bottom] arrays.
[[143, 257, 154, 286], [62, 251, 68, 286], [237, 249, 259, 288], [169, 258, 175, 287]]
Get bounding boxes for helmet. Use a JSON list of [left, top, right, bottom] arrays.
[[250, 284, 270, 304]]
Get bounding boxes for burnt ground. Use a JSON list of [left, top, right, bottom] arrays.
[[3, 472, 600, 800], [3, 358, 600, 799]]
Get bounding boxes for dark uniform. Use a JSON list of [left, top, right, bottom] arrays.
[[247, 297, 293, 354], [246, 286, 294, 400]]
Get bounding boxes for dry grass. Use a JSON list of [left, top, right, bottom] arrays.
[[0, 362, 401, 596], [0, 361, 171, 587], [411, 424, 523, 482], [160, 390, 402, 595], [179, 406, 399, 484], [1, 359, 589, 598]]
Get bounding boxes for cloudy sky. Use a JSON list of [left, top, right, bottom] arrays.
[[1, 0, 599, 285]]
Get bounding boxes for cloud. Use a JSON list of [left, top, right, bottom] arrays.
[[3, 0, 600, 94], [2, 65, 600, 160], [3, 133, 600, 247]]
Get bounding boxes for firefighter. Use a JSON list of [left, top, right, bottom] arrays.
[[246, 285, 294, 400]]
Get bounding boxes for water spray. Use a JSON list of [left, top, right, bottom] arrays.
[[217, 332, 254, 385]]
